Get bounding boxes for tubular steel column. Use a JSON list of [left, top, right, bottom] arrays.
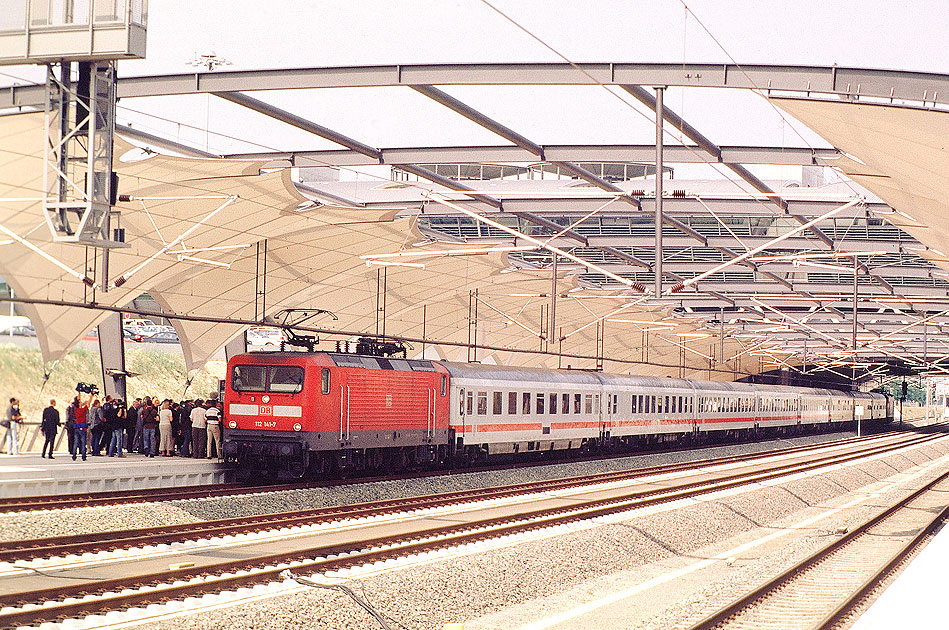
[[550, 253, 558, 348], [853, 256, 858, 384], [654, 86, 665, 298]]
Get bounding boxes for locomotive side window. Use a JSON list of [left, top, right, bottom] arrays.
[[441, 375, 447, 396], [321, 368, 330, 394], [508, 392, 517, 415], [270, 366, 304, 393], [232, 365, 267, 392], [493, 392, 502, 415]]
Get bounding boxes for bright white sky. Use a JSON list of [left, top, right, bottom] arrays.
[[3, 0, 947, 180]]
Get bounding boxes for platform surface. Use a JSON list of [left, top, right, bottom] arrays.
[[0, 452, 233, 497]]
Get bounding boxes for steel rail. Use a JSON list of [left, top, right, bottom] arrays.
[[689, 468, 949, 630]]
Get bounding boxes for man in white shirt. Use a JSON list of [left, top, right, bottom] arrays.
[[190, 400, 207, 459]]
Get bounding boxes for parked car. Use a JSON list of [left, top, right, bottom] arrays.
[[0, 325, 36, 337], [144, 330, 180, 344], [246, 326, 286, 349], [123, 318, 156, 332], [83, 328, 144, 342], [124, 328, 144, 342]]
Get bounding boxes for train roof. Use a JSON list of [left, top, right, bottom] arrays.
[[440, 361, 603, 385]]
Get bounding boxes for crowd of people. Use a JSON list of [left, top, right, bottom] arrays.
[[4, 393, 225, 461]]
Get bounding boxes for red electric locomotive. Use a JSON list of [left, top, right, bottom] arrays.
[[223, 350, 451, 477]]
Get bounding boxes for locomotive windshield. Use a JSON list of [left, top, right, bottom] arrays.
[[232, 365, 304, 394]]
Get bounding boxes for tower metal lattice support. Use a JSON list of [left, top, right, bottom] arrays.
[[43, 61, 125, 257]]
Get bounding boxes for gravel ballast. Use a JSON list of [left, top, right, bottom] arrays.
[[133, 436, 949, 630]]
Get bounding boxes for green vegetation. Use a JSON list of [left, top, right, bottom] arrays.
[[0, 343, 224, 422], [881, 379, 926, 405]]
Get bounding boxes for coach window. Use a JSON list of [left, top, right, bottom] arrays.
[[594, 394, 600, 414], [562, 393, 570, 415], [574, 393, 582, 414], [440, 375, 447, 396], [477, 392, 488, 415], [536, 393, 545, 415], [493, 391, 502, 415], [549, 393, 557, 415], [584, 394, 593, 415], [459, 389, 465, 415], [467, 391, 474, 416], [508, 392, 517, 415], [523, 392, 531, 415]]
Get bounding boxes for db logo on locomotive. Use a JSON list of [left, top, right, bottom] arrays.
[[259, 406, 273, 416]]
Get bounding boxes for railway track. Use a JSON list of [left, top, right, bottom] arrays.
[[0, 427, 943, 629], [0, 430, 927, 564], [690, 469, 949, 630], [0, 427, 905, 514], [0, 481, 308, 513]]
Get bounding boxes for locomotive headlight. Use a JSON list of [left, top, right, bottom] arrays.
[[261, 395, 270, 403], [293, 423, 302, 431], [228, 421, 237, 429]]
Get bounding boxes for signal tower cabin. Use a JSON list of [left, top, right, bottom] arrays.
[[0, 1, 147, 279]]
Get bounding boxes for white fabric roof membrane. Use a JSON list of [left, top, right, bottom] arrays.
[[0, 112, 758, 379], [773, 98, 949, 272]]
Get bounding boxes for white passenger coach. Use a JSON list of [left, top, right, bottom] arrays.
[[444, 363, 890, 457]]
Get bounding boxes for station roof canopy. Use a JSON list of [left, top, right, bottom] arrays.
[[3, 62, 949, 382]]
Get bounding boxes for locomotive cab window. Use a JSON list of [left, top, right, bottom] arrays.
[[232, 365, 267, 392], [269, 366, 304, 393], [440, 375, 447, 396], [321, 368, 330, 394], [232, 365, 302, 394]]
